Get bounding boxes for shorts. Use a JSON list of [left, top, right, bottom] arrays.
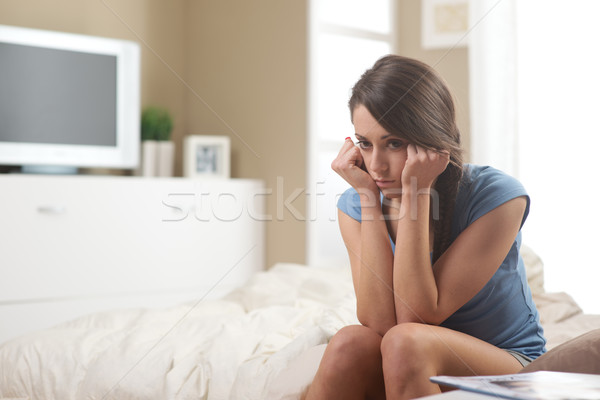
[[505, 349, 533, 368]]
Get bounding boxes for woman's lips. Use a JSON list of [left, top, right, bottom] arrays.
[[375, 179, 395, 188]]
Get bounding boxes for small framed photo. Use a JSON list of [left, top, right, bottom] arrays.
[[422, 0, 469, 49], [184, 135, 230, 178]]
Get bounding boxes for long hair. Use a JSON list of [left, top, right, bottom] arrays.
[[349, 55, 464, 263]]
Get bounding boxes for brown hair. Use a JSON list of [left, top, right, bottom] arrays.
[[349, 55, 463, 263]]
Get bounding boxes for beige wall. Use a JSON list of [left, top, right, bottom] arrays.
[[184, 0, 307, 269], [0, 0, 468, 268]]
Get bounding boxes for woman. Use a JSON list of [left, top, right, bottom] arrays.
[[305, 55, 546, 399]]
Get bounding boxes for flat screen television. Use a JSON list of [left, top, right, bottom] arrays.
[[0, 25, 140, 173]]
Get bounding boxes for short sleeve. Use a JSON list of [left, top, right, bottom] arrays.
[[337, 187, 362, 222], [453, 165, 531, 236]]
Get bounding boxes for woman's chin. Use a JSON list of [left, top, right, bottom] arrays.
[[381, 187, 403, 198]]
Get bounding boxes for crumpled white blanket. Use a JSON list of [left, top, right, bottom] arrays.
[[0, 264, 358, 400], [4, 260, 595, 400]]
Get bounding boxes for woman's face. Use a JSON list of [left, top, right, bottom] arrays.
[[352, 105, 408, 198]]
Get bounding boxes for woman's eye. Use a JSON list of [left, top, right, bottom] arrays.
[[388, 140, 404, 149], [357, 141, 372, 149]]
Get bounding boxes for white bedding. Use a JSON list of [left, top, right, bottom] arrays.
[[0, 264, 357, 400], [1, 260, 599, 400]]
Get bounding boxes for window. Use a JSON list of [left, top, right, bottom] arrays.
[[307, 0, 396, 267], [470, 0, 600, 313], [516, 0, 600, 314]]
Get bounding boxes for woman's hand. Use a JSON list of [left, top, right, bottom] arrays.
[[401, 144, 450, 190], [331, 138, 378, 193]]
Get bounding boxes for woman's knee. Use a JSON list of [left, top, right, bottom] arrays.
[[329, 325, 382, 356], [381, 323, 435, 366], [321, 325, 382, 372], [381, 323, 445, 396]]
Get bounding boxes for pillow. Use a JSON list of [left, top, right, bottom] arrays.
[[520, 329, 600, 374], [521, 243, 545, 295]]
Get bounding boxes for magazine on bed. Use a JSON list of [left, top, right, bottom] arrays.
[[430, 371, 600, 400]]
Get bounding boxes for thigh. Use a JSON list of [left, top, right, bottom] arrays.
[[385, 323, 523, 377], [431, 326, 523, 376]]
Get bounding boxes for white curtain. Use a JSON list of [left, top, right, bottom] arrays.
[[468, 0, 518, 176], [469, 0, 600, 314]]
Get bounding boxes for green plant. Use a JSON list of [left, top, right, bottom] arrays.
[[141, 107, 173, 141]]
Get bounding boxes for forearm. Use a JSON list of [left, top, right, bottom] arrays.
[[356, 194, 397, 335], [393, 188, 439, 323]]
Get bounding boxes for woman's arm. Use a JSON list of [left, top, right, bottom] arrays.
[[391, 144, 447, 323], [391, 147, 528, 324], [333, 138, 397, 335], [430, 196, 527, 323], [339, 201, 397, 336]]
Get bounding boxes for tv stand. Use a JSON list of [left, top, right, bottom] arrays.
[[0, 174, 265, 344]]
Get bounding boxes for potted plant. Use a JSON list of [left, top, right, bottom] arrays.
[[139, 107, 174, 177]]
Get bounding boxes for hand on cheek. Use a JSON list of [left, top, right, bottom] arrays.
[[331, 138, 378, 192], [401, 144, 450, 189]]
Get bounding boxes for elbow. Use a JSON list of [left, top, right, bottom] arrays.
[[357, 309, 395, 337], [357, 317, 391, 337]]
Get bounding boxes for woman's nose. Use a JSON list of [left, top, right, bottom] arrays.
[[369, 149, 387, 173]]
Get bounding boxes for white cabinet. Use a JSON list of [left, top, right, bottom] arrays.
[[0, 175, 265, 343]]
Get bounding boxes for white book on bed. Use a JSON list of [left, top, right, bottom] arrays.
[[0, 174, 265, 344]]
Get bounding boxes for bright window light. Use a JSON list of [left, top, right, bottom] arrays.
[[516, 0, 600, 313], [314, 34, 391, 142], [307, 0, 394, 267]]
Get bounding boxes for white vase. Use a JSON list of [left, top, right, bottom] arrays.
[[137, 141, 174, 177], [157, 141, 174, 177], [140, 141, 158, 177]]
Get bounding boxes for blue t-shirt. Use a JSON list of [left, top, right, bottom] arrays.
[[337, 164, 546, 359]]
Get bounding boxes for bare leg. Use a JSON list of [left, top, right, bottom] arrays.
[[305, 325, 386, 400], [380, 323, 524, 399]]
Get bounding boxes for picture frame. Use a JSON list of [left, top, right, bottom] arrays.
[[183, 135, 231, 178], [421, 0, 469, 49]]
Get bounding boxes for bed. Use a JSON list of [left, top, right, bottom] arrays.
[[1, 245, 599, 399]]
